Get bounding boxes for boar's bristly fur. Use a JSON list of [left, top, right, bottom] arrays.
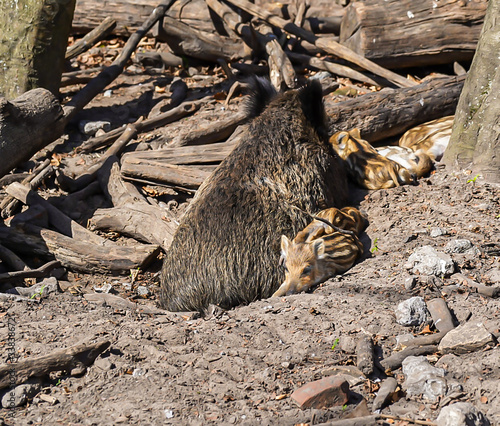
[[159, 79, 348, 312]]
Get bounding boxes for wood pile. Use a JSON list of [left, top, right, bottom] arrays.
[[0, 0, 479, 279]]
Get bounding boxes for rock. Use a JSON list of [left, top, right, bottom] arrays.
[[94, 357, 114, 371], [445, 239, 481, 256], [372, 377, 398, 412], [395, 296, 429, 326], [404, 276, 417, 290], [136, 286, 150, 297], [430, 227, 448, 237], [405, 245, 455, 276], [394, 333, 415, 350], [1, 380, 42, 408], [79, 120, 111, 136], [436, 402, 490, 426], [291, 375, 350, 409], [14, 277, 59, 299], [93, 283, 113, 294], [402, 356, 447, 401], [438, 321, 494, 354]]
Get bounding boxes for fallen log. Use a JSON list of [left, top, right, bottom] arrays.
[[89, 158, 177, 249], [340, 0, 487, 69], [0, 340, 111, 390], [0, 223, 160, 275], [380, 345, 438, 372], [326, 75, 465, 143]]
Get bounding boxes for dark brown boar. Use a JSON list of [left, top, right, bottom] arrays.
[[159, 79, 348, 312]]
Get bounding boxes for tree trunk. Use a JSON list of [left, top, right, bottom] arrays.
[[443, 0, 500, 183], [0, 0, 76, 99]]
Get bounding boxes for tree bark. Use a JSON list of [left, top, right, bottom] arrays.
[[0, 0, 76, 99], [340, 0, 487, 69], [442, 0, 500, 183]]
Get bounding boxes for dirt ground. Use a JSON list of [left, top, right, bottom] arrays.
[[1, 64, 499, 425]]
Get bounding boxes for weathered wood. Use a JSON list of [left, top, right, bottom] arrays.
[[170, 112, 248, 147], [155, 15, 249, 63], [122, 141, 237, 165], [326, 75, 465, 143], [66, 17, 116, 60], [0, 340, 110, 390], [0, 90, 63, 179], [0, 260, 61, 283], [0, 223, 160, 275], [121, 160, 213, 190], [340, 0, 487, 69], [380, 345, 438, 372], [426, 298, 455, 334], [224, 0, 415, 88], [355, 334, 374, 376], [0, 0, 76, 99], [0, 244, 28, 273], [90, 158, 177, 249], [78, 99, 203, 154]]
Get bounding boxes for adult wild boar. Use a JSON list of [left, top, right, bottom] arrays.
[[159, 78, 348, 312]]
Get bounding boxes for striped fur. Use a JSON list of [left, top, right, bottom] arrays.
[[375, 145, 433, 178], [273, 207, 365, 297], [330, 129, 416, 190], [398, 115, 454, 161]]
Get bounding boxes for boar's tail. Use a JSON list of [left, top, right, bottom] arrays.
[[298, 79, 328, 139], [245, 76, 277, 118]]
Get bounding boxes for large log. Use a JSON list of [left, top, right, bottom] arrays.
[[326, 75, 465, 143], [340, 0, 487, 69]]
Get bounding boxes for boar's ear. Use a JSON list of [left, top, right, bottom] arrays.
[[280, 235, 291, 263], [245, 76, 277, 118], [312, 239, 326, 259], [298, 79, 327, 136]]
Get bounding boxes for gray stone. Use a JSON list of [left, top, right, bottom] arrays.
[[404, 276, 417, 290], [1, 380, 42, 408], [79, 120, 111, 136], [445, 239, 481, 256], [93, 283, 113, 294], [405, 245, 455, 276], [438, 321, 494, 354], [394, 333, 415, 350], [402, 356, 447, 401], [15, 277, 58, 299], [430, 227, 448, 237], [395, 296, 429, 326], [436, 402, 490, 426], [136, 286, 150, 297]]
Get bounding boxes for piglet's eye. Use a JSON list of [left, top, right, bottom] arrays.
[[301, 266, 312, 276]]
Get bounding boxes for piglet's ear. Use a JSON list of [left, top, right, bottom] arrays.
[[312, 239, 326, 259], [280, 235, 291, 261]]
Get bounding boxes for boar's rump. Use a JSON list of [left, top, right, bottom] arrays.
[[159, 78, 348, 312]]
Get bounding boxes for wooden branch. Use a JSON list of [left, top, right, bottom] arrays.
[[426, 298, 455, 334], [380, 345, 438, 372], [61, 67, 104, 87], [0, 340, 111, 390], [451, 272, 500, 298], [0, 260, 61, 283], [91, 158, 177, 249], [356, 334, 374, 376], [259, 23, 297, 90], [223, 0, 415, 88], [155, 15, 249, 62], [78, 99, 204, 154], [58, 119, 141, 192], [63, 1, 176, 123], [170, 111, 248, 147], [287, 51, 379, 86], [326, 75, 465, 143], [372, 377, 398, 413], [0, 223, 160, 275], [340, 0, 487, 69], [66, 17, 117, 60]]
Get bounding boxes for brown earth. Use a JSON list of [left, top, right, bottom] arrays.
[[0, 62, 499, 426]]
